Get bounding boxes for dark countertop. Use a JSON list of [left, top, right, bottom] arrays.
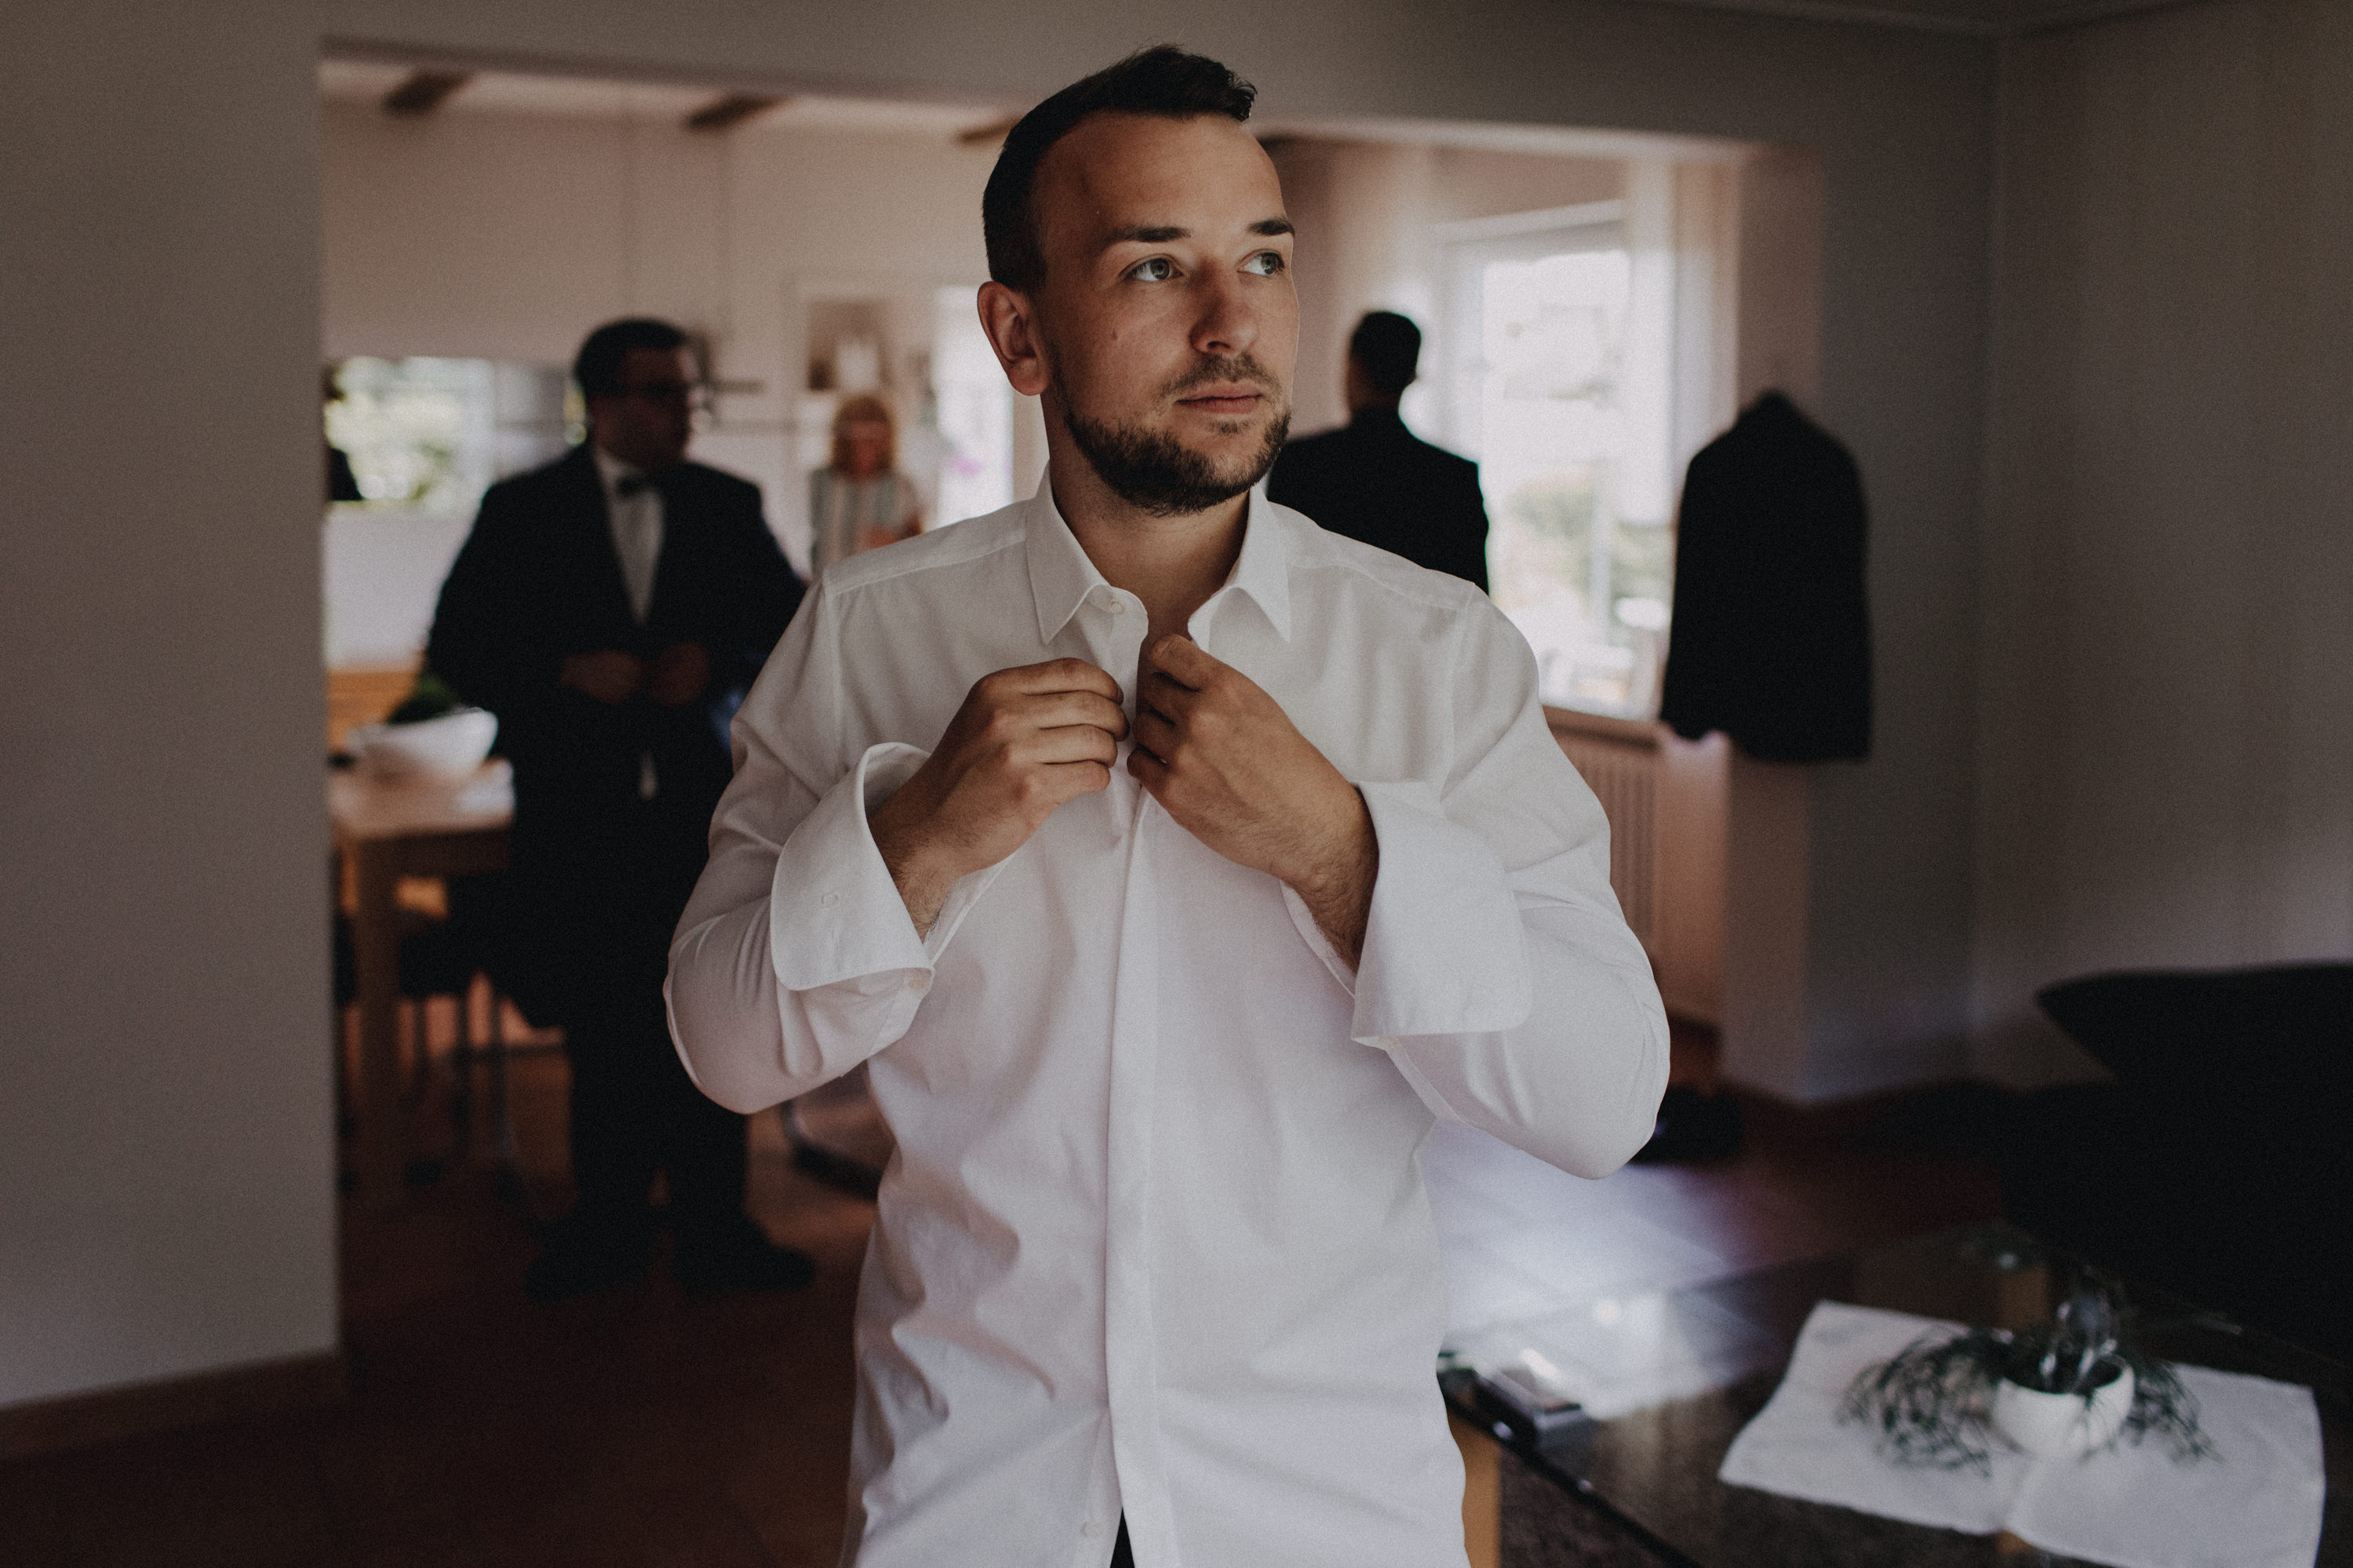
[[1452, 1241, 2348, 1568]]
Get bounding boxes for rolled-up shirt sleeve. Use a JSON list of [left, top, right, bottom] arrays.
[[666, 585, 938, 1114], [1287, 598, 1670, 1179]]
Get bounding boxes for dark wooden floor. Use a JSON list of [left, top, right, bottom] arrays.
[[0, 1016, 1999, 1566]]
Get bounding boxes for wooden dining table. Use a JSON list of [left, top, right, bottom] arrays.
[[330, 760, 512, 1212]]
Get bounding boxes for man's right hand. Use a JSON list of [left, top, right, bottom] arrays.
[[559, 649, 647, 705], [869, 660, 1127, 933]]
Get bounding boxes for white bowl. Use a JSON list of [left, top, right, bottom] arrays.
[[351, 708, 497, 781], [1993, 1364, 2135, 1460]]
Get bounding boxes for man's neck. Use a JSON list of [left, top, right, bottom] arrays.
[[592, 436, 680, 475], [1044, 445, 1248, 645]]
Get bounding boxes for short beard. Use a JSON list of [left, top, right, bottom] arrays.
[[1059, 355, 1291, 518]]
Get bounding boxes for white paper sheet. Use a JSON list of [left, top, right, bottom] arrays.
[[1718, 1301, 2325, 1568]]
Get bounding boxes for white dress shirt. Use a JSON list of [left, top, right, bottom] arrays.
[[592, 445, 663, 799], [667, 489, 1669, 1568], [592, 444, 664, 623]]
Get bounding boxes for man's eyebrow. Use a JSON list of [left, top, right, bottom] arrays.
[[1098, 217, 1295, 249], [1102, 224, 1188, 248]]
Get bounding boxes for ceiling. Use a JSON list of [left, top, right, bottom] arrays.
[[318, 59, 1762, 162], [320, 0, 2201, 141], [318, 60, 1011, 139], [1630, 0, 2197, 34]]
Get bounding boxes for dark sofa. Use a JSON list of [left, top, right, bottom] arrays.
[[1999, 963, 2352, 1362]]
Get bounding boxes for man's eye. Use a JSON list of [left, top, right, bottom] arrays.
[[1128, 256, 1177, 282], [1242, 251, 1286, 277]]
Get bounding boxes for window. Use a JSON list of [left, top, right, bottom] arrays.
[[1440, 199, 1679, 717], [931, 286, 1014, 526], [326, 357, 574, 515]]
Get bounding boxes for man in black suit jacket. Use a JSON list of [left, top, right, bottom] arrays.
[[428, 318, 810, 1300], [1266, 311, 1491, 590]]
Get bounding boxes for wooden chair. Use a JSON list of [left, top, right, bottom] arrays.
[[332, 886, 532, 1214]]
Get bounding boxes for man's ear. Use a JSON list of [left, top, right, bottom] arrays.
[[978, 282, 1050, 399]]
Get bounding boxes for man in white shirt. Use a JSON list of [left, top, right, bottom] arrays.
[[667, 47, 1668, 1568]]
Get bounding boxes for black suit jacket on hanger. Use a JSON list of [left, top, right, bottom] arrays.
[[1659, 391, 1871, 763], [426, 444, 802, 1020]]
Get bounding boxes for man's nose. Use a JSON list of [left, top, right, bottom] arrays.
[[1189, 274, 1258, 361]]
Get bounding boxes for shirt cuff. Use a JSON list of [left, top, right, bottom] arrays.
[[767, 742, 934, 992], [1343, 779, 1534, 1043]]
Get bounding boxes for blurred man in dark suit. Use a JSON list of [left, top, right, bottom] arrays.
[[1267, 310, 1490, 590], [428, 318, 811, 1300]]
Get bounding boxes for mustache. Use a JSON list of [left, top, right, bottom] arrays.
[[1162, 355, 1280, 400]]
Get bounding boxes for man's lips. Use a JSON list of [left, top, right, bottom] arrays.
[[1175, 384, 1266, 416]]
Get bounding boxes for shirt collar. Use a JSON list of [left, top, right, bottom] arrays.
[[589, 443, 646, 501], [1022, 484, 1294, 646]]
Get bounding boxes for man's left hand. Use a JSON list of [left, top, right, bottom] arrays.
[[648, 642, 713, 707], [1131, 635, 1377, 966]]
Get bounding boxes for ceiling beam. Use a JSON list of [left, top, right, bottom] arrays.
[[684, 94, 784, 133], [381, 70, 472, 117], [1619, 0, 2204, 37], [957, 118, 1019, 147]]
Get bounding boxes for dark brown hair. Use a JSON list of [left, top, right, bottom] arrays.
[[982, 47, 1257, 293], [1350, 311, 1422, 398], [574, 318, 687, 401]]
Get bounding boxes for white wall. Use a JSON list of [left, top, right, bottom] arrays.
[[323, 512, 472, 666], [1972, 0, 2353, 1086], [0, 0, 337, 1410], [5, 0, 1998, 1416], [322, 101, 1007, 583], [1271, 140, 1626, 438]]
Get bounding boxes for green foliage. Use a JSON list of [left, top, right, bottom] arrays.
[[402, 440, 459, 504], [1506, 477, 1597, 554], [1838, 1268, 2216, 1474], [1841, 1330, 2004, 1472], [1611, 519, 1674, 608], [385, 668, 464, 726], [1501, 477, 1677, 609]]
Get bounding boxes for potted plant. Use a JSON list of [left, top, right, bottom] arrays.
[[1840, 1271, 2213, 1472], [1987, 1282, 2136, 1459]]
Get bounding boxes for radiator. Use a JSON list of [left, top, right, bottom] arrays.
[[1553, 727, 1659, 951]]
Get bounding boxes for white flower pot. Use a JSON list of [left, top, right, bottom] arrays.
[[1993, 1364, 2136, 1460], [351, 707, 497, 781]]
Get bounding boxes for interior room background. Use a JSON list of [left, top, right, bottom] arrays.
[[311, 77, 1791, 1052], [316, 75, 1750, 729], [3, 0, 2345, 1448]]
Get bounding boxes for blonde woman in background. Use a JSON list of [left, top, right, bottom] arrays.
[[809, 394, 922, 575]]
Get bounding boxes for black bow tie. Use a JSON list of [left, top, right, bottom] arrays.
[[615, 473, 652, 498]]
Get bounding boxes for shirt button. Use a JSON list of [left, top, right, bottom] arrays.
[[1081, 1522, 1101, 1539], [906, 974, 930, 993], [822, 891, 841, 908]]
